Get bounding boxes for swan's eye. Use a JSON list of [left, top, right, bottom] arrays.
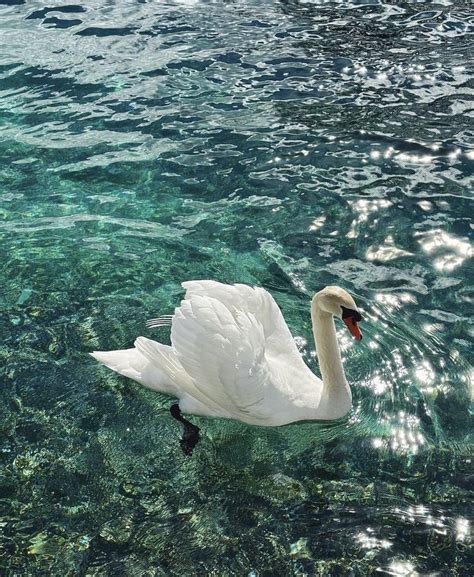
[[341, 306, 362, 322]]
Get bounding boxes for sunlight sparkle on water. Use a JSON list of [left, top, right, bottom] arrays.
[[366, 372, 391, 396], [414, 360, 436, 393], [455, 518, 470, 543], [367, 235, 413, 262], [395, 152, 433, 164], [417, 200, 433, 211], [356, 529, 392, 550], [378, 411, 425, 454], [417, 230, 472, 272], [375, 292, 415, 312], [347, 199, 392, 238], [386, 560, 418, 576], [308, 215, 326, 231]]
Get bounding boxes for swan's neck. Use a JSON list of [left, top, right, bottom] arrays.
[[311, 300, 352, 418]]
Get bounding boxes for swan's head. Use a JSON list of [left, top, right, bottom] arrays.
[[313, 286, 363, 341]]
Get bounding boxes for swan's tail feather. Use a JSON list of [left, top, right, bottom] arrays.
[[89, 349, 142, 380], [134, 336, 181, 379], [91, 338, 225, 415], [90, 344, 176, 395]]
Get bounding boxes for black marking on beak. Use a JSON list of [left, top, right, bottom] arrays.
[[341, 306, 362, 322]]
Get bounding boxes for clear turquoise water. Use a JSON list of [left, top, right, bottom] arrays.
[[0, 1, 472, 575]]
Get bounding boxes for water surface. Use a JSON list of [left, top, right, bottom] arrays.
[[0, 1, 472, 575]]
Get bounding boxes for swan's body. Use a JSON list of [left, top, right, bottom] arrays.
[[91, 281, 362, 426]]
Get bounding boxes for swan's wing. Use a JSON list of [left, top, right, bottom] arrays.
[[181, 280, 302, 359], [171, 294, 276, 416], [133, 336, 225, 413]]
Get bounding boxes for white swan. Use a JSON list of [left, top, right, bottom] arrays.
[[90, 281, 363, 428]]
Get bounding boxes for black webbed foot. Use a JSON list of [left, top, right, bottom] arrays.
[[179, 424, 201, 456], [170, 404, 201, 456]]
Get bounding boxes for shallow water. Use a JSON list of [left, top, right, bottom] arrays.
[[0, 0, 472, 575]]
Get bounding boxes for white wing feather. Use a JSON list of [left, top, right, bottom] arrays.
[[171, 294, 272, 417], [133, 335, 225, 414], [168, 282, 304, 418], [181, 280, 302, 359]]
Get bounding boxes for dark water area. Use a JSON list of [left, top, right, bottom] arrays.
[[0, 1, 472, 575]]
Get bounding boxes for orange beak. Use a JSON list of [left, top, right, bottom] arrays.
[[344, 317, 363, 341]]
